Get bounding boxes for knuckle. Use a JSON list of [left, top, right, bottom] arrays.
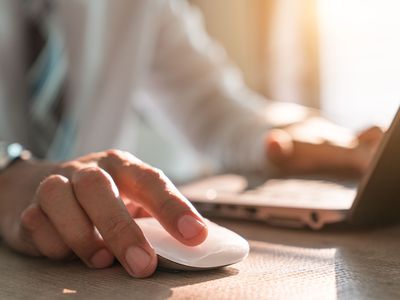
[[136, 167, 166, 186], [37, 175, 69, 206], [158, 194, 184, 218], [105, 149, 125, 161], [366, 126, 384, 136], [105, 214, 131, 236], [373, 126, 385, 135], [102, 214, 137, 241], [72, 167, 107, 189], [56, 161, 83, 177], [20, 206, 43, 232], [100, 149, 144, 173], [105, 149, 139, 161], [103, 149, 142, 167], [370, 125, 382, 131], [152, 168, 165, 179], [158, 197, 175, 217]]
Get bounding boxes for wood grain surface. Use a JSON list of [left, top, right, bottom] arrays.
[[1, 219, 399, 300]]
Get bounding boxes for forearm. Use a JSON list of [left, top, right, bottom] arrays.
[[177, 87, 271, 172], [149, 0, 320, 173], [147, 72, 271, 172]]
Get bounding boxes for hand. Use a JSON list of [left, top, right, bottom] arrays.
[[265, 117, 384, 175], [0, 150, 208, 278]]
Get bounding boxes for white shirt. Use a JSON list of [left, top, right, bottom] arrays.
[[1, 0, 279, 178]]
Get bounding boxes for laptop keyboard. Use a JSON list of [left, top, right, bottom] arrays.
[[180, 175, 358, 210], [240, 179, 357, 209]]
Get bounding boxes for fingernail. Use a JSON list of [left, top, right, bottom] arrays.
[[91, 248, 114, 269], [177, 215, 206, 240], [125, 246, 152, 275]]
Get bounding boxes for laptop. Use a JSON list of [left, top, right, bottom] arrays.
[[180, 107, 400, 229]]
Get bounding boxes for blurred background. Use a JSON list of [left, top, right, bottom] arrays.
[[134, 0, 400, 180], [190, 0, 400, 128]]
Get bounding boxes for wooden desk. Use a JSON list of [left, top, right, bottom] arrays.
[[1, 219, 400, 299]]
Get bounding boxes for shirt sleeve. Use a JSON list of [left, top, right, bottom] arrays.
[[0, 1, 30, 145], [146, 0, 274, 173]]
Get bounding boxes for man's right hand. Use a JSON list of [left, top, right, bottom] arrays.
[[0, 150, 208, 278]]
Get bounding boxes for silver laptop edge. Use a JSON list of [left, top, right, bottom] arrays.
[[182, 107, 400, 230]]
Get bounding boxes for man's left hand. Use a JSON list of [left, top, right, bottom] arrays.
[[265, 117, 384, 175]]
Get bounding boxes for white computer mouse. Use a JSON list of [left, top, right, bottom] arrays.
[[135, 217, 249, 271]]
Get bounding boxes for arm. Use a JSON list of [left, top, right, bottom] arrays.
[[147, 0, 383, 175], [1, 1, 209, 278], [147, 0, 272, 173]]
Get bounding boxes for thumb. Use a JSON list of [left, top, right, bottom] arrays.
[[357, 126, 384, 147], [266, 129, 294, 165]]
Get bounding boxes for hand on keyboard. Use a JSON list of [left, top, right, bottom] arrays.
[[265, 117, 384, 175]]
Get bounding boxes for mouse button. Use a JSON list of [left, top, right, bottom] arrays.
[[135, 218, 210, 261], [135, 218, 249, 268], [153, 236, 211, 265], [189, 224, 249, 267], [164, 222, 249, 268]]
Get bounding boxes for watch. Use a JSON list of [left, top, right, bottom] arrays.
[[0, 142, 32, 172]]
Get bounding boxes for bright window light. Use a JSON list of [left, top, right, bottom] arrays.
[[318, 0, 400, 130]]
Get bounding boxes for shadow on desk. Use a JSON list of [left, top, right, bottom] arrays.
[[1, 219, 400, 299], [219, 219, 400, 300], [0, 242, 237, 300]]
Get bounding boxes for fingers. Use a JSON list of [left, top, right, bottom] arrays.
[[36, 175, 114, 269], [351, 126, 385, 172], [30, 168, 158, 277], [11, 149, 208, 278], [358, 126, 385, 146], [266, 129, 294, 166], [71, 167, 157, 278], [20, 204, 71, 259], [98, 150, 208, 247], [266, 129, 362, 174]]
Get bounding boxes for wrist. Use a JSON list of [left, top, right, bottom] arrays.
[[0, 143, 32, 172], [0, 156, 58, 241], [0, 158, 47, 234], [0, 159, 31, 229]]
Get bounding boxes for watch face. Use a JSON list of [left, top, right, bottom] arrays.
[[0, 142, 24, 170]]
